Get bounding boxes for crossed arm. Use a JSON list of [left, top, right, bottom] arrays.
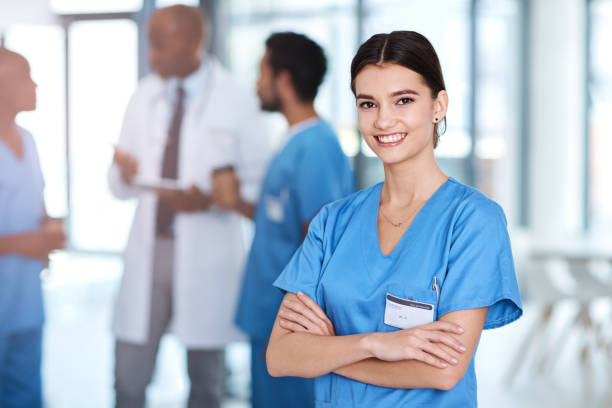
[[266, 292, 488, 391]]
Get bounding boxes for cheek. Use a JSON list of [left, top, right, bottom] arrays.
[[399, 105, 433, 130], [357, 110, 375, 134]]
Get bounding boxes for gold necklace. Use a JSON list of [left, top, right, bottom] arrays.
[[378, 202, 419, 228]]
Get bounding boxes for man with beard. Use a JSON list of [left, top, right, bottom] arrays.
[[230, 32, 354, 408]]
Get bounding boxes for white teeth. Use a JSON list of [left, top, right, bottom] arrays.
[[377, 133, 406, 143]]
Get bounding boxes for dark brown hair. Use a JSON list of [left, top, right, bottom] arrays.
[[266, 32, 327, 102], [350, 31, 447, 147]]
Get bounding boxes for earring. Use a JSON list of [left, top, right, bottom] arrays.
[[434, 118, 438, 123]]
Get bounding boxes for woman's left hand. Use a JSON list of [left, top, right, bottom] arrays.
[[278, 292, 335, 336]]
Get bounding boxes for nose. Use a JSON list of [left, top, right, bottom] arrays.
[[373, 104, 397, 130]]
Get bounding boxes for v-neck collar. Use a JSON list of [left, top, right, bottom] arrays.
[[364, 178, 453, 260], [0, 128, 28, 164]]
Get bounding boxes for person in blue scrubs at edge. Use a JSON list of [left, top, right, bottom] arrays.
[[229, 33, 354, 407], [266, 31, 523, 408], [0, 48, 66, 407]]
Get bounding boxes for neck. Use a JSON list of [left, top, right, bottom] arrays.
[[281, 99, 318, 127], [0, 109, 18, 139], [380, 146, 447, 207]]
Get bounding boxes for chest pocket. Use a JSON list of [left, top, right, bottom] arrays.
[[384, 284, 439, 329], [261, 153, 294, 224], [264, 188, 289, 223]]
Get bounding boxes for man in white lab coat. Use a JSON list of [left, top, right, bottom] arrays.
[[108, 6, 268, 408]]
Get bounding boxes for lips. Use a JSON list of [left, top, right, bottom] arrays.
[[374, 132, 407, 147]]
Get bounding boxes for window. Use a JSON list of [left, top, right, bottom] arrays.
[[474, 0, 523, 224], [50, 0, 143, 14], [588, 0, 612, 232], [68, 19, 138, 252]]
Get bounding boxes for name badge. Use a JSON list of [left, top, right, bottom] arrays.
[[265, 189, 289, 223], [265, 195, 284, 222], [384, 293, 434, 330]]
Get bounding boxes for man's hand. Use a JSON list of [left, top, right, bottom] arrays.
[[211, 170, 240, 210], [113, 147, 139, 184], [157, 184, 210, 213]]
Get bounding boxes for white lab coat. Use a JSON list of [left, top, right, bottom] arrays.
[[108, 57, 269, 348]]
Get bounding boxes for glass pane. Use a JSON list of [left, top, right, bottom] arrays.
[[589, 0, 612, 232], [50, 0, 143, 14], [68, 19, 138, 252], [474, 0, 522, 222], [364, 0, 472, 161], [6, 24, 68, 218], [156, 0, 199, 8], [226, 0, 352, 14]]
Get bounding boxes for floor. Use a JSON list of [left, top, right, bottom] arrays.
[[40, 252, 612, 407]]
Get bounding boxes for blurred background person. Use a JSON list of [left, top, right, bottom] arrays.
[[108, 5, 268, 408], [0, 47, 66, 407], [231, 32, 354, 408]]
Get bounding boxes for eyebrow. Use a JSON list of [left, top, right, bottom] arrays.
[[356, 89, 420, 100], [391, 89, 420, 97]]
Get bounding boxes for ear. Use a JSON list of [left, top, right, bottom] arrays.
[[432, 90, 449, 124], [275, 70, 294, 99]]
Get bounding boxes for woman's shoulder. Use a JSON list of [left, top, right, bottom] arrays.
[[447, 177, 507, 227]]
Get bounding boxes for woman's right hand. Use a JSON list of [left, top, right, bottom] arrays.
[[13, 230, 66, 261], [366, 321, 466, 368]]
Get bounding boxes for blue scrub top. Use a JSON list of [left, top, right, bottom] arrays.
[[0, 128, 45, 334], [236, 120, 355, 340], [274, 178, 523, 408]]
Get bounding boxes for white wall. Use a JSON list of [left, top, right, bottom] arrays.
[[528, 0, 586, 237]]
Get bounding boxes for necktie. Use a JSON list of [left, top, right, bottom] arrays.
[[156, 84, 185, 235]]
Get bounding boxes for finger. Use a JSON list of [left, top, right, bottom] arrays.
[[296, 292, 328, 321], [278, 319, 307, 333], [283, 299, 328, 333], [418, 340, 459, 366], [278, 309, 317, 332], [414, 350, 448, 369], [423, 321, 464, 334], [426, 331, 466, 353]]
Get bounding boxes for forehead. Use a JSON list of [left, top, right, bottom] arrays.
[[354, 63, 426, 95], [148, 11, 179, 37], [0, 52, 30, 79]]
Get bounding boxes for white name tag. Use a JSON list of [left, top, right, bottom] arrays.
[[265, 195, 284, 222], [384, 293, 434, 330]]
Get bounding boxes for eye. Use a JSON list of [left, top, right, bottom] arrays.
[[359, 101, 376, 109], [397, 97, 414, 105]]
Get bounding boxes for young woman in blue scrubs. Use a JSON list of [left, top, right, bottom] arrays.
[[266, 31, 523, 407], [0, 48, 65, 407]]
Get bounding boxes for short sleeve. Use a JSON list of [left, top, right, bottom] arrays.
[[294, 137, 351, 224], [438, 198, 523, 329], [273, 206, 328, 303]]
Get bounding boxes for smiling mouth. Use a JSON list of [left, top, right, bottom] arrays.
[[374, 132, 407, 146]]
